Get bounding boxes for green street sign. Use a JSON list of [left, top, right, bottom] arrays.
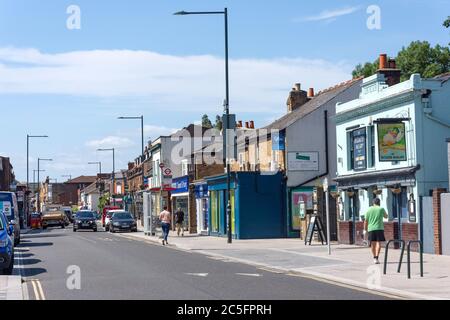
[[296, 154, 311, 161]]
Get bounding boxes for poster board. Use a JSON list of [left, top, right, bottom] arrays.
[[305, 215, 326, 245], [377, 122, 407, 162], [288, 152, 319, 171]]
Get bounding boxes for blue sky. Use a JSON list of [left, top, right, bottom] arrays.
[[0, 0, 449, 182]]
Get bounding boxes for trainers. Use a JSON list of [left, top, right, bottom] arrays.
[[162, 240, 165, 245], [374, 258, 380, 264]]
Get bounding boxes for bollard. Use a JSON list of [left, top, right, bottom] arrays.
[[383, 239, 406, 275], [407, 240, 424, 279]]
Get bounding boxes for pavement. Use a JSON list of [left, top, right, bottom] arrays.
[[3, 225, 391, 300], [121, 229, 450, 300]]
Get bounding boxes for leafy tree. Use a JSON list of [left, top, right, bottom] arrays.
[[396, 41, 450, 81], [214, 115, 223, 131], [444, 16, 450, 28], [351, 41, 450, 81], [201, 114, 213, 128], [98, 192, 110, 213]]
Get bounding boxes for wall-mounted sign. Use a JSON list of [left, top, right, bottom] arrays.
[[288, 152, 319, 171], [272, 130, 285, 151], [171, 176, 189, 194], [352, 128, 367, 171], [377, 122, 407, 162], [195, 184, 209, 198]]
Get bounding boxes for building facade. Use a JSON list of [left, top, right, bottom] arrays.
[[334, 59, 450, 249]]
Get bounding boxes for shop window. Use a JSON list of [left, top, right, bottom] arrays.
[[210, 191, 219, 233]]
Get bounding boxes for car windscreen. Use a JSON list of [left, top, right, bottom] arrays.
[[112, 212, 133, 220], [76, 212, 95, 219]]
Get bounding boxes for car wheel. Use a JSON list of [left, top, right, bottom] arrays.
[[93, 228, 97, 232], [61, 224, 65, 229], [3, 253, 14, 275], [73, 228, 77, 232]]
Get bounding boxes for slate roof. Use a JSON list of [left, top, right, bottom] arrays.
[[263, 77, 363, 131], [66, 176, 97, 185]]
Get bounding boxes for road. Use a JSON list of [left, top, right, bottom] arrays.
[[15, 225, 390, 300]]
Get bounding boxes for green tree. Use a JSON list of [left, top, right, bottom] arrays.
[[201, 114, 213, 128], [98, 192, 110, 213], [214, 115, 223, 131], [396, 41, 450, 81], [352, 59, 379, 78], [444, 16, 450, 28]]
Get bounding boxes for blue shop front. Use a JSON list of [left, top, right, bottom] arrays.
[[206, 172, 286, 239]]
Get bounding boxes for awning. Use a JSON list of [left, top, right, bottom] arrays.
[[333, 165, 420, 189]]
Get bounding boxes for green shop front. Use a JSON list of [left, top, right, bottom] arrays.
[[206, 172, 287, 239]]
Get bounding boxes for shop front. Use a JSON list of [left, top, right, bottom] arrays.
[[206, 172, 286, 239], [171, 176, 190, 232], [194, 182, 209, 235]]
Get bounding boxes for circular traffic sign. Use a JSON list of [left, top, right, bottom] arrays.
[[164, 168, 172, 176], [159, 163, 165, 169]]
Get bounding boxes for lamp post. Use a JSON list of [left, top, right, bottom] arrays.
[[88, 162, 102, 175], [118, 116, 145, 220], [97, 148, 115, 206], [26, 135, 48, 225], [37, 158, 53, 213], [175, 8, 233, 244]]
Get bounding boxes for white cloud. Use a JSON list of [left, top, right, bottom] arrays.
[[0, 47, 352, 114], [85, 136, 134, 149], [298, 6, 360, 22], [144, 125, 178, 139]]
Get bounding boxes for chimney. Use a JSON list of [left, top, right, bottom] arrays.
[[250, 121, 255, 129], [237, 120, 243, 128], [307, 88, 315, 98], [286, 83, 309, 113], [377, 54, 401, 86], [245, 122, 250, 129], [128, 162, 135, 170]]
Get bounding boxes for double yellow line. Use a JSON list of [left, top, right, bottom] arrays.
[[30, 279, 46, 300]]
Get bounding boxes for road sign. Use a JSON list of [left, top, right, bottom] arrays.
[[159, 163, 165, 169], [164, 168, 172, 176]]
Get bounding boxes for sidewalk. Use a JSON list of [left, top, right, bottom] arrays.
[[0, 276, 23, 300], [118, 231, 450, 300]]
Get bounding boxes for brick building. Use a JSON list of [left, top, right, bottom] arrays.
[[0, 156, 15, 191]]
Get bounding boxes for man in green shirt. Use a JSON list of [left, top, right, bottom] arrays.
[[364, 198, 388, 264]]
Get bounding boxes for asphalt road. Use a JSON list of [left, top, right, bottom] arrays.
[[15, 225, 390, 300]]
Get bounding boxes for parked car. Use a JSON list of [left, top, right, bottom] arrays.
[[30, 212, 42, 229], [102, 206, 120, 228], [0, 191, 20, 245], [62, 207, 74, 223], [109, 211, 138, 233], [0, 212, 14, 275], [41, 210, 69, 229], [73, 211, 97, 232]]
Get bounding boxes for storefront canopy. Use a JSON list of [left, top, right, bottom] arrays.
[[334, 165, 420, 189]]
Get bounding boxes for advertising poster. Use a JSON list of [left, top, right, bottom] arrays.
[[352, 128, 367, 170], [291, 192, 313, 230], [377, 123, 407, 161]]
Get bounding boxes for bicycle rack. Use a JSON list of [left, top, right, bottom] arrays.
[[407, 240, 424, 279], [383, 240, 406, 275]]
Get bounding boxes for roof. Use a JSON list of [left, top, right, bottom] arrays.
[[263, 77, 363, 131], [66, 176, 97, 185], [434, 72, 450, 83]]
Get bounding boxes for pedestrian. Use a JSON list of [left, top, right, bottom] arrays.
[[159, 206, 172, 246], [175, 207, 185, 237], [364, 198, 388, 264]]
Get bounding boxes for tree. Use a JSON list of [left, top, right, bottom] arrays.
[[351, 41, 450, 81], [396, 41, 449, 81], [444, 16, 450, 28], [214, 115, 223, 131], [201, 114, 213, 128]]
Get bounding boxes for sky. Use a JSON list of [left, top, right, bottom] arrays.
[[0, 0, 449, 182]]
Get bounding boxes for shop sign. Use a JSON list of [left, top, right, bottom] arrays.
[[195, 184, 209, 198], [171, 176, 189, 194], [377, 122, 407, 162], [353, 128, 367, 171], [288, 152, 319, 171], [272, 130, 285, 151]]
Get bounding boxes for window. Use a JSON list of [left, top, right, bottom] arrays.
[[181, 160, 189, 176], [347, 131, 354, 170], [392, 187, 408, 220], [368, 126, 376, 168]]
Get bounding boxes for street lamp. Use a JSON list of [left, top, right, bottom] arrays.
[[26, 135, 48, 225], [37, 158, 53, 212], [175, 8, 233, 244], [118, 115, 145, 220], [97, 148, 116, 206], [88, 162, 102, 175]]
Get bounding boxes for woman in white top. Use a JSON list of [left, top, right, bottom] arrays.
[[159, 207, 171, 245]]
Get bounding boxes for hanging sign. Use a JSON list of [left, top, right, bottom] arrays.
[[377, 122, 407, 162]]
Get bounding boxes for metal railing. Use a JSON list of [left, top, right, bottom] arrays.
[[383, 240, 406, 275], [407, 240, 424, 279]]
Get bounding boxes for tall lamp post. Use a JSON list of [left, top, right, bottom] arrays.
[[97, 148, 116, 206], [26, 135, 48, 225], [118, 116, 145, 220], [175, 8, 233, 244], [88, 162, 102, 175], [37, 158, 53, 213]]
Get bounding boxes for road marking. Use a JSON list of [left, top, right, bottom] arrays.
[[36, 280, 46, 300], [29, 279, 46, 300], [75, 235, 97, 244], [185, 273, 209, 277], [235, 273, 263, 277]]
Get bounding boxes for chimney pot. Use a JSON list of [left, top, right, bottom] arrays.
[[245, 122, 249, 129], [308, 88, 315, 98], [379, 54, 387, 69], [294, 83, 301, 91], [250, 121, 255, 129], [238, 120, 243, 128]]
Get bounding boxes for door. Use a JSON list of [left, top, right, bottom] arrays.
[[420, 196, 434, 254]]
